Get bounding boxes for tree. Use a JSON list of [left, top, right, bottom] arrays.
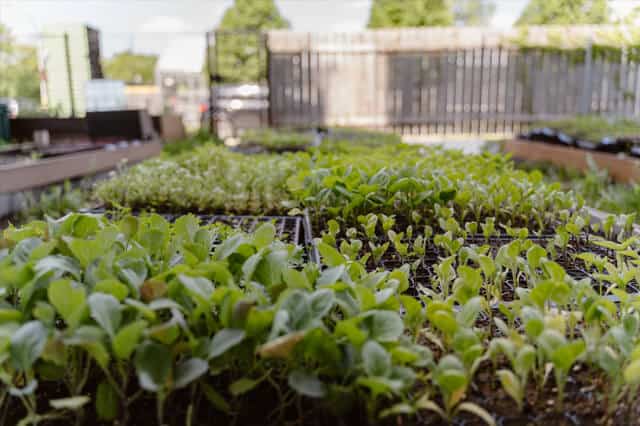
[[215, 0, 290, 83], [454, 0, 496, 26], [103, 51, 158, 84], [516, 0, 610, 26], [0, 24, 40, 101], [367, 0, 454, 28]]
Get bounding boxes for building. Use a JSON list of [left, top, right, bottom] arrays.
[[155, 35, 208, 131], [40, 23, 103, 117]]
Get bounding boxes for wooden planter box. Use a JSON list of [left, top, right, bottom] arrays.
[[504, 139, 640, 184], [0, 141, 161, 193]]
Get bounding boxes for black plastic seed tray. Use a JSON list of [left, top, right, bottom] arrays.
[[79, 208, 320, 263]]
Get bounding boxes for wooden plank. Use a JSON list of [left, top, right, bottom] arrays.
[[504, 139, 640, 183], [0, 141, 162, 193]]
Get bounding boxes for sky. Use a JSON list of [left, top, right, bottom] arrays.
[[0, 0, 638, 58]]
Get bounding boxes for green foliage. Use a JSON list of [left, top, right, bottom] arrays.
[[453, 0, 496, 26], [516, 0, 610, 25], [0, 24, 40, 101], [103, 50, 158, 84], [162, 130, 223, 156], [533, 115, 640, 142], [368, 0, 454, 28], [18, 181, 89, 223], [216, 0, 290, 82], [95, 145, 300, 214], [0, 214, 425, 424], [239, 128, 313, 151]]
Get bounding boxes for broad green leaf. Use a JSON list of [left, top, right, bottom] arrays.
[[362, 340, 391, 377], [88, 293, 122, 338], [283, 268, 312, 290], [113, 320, 147, 359], [11, 321, 48, 371], [94, 279, 129, 301], [174, 358, 208, 389], [135, 341, 172, 392], [288, 370, 327, 398], [48, 279, 86, 329], [364, 310, 404, 342], [309, 289, 335, 319], [208, 328, 246, 359], [253, 223, 276, 249], [317, 241, 346, 267], [178, 274, 214, 301], [317, 265, 346, 286], [35, 255, 81, 280]]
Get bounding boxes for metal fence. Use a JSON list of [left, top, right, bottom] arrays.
[[267, 29, 640, 136]]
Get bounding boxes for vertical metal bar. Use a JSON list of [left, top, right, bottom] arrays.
[[205, 32, 215, 134], [494, 46, 501, 134], [477, 42, 485, 134], [468, 48, 476, 134], [451, 51, 458, 134], [63, 33, 75, 117], [581, 39, 593, 115], [265, 32, 273, 128]]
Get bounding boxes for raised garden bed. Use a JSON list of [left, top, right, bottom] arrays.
[[504, 139, 640, 183], [0, 141, 162, 193]]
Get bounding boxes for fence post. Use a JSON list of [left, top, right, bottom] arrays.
[[580, 38, 593, 115]]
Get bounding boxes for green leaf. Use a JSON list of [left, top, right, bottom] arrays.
[[213, 234, 245, 260], [364, 310, 404, 342], [135, 341, 172, 392], [288, 370, 327, 398], [201, 382, 232, 414], [113, 320, 147, 359], [624, 359, 640, 385], [11, 321, 47, 371], [283, 268, 312, 290], [178, 274, 214, 301], [253, 223, 276, 249], [88, 293, 122, 338], [208, 328, 246, 359], [48, 279, 86, 329], [96, 381, 119, 421], [229, 377, 261, 396], [317, 241, 346, 267], [317, 265, 346, 286], [35, 255, 81, 280], [457, 402, 496, 426], [309, 289, 335, 319], [496, 370, 522, 409], [362, 340, 391, 377], [431, 310, 458, 336], [94, 279, 129, 301], [174, 358, 208, 389], [49, 396, 90, 410]]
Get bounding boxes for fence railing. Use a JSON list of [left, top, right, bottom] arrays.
[[267, 28, 640, 136]]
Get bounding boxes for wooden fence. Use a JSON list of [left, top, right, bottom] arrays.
[[267, 27, 640, 135]]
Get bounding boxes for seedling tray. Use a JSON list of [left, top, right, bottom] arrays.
[[335, 233, 639, 301], [80, 209, 320, 263]]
